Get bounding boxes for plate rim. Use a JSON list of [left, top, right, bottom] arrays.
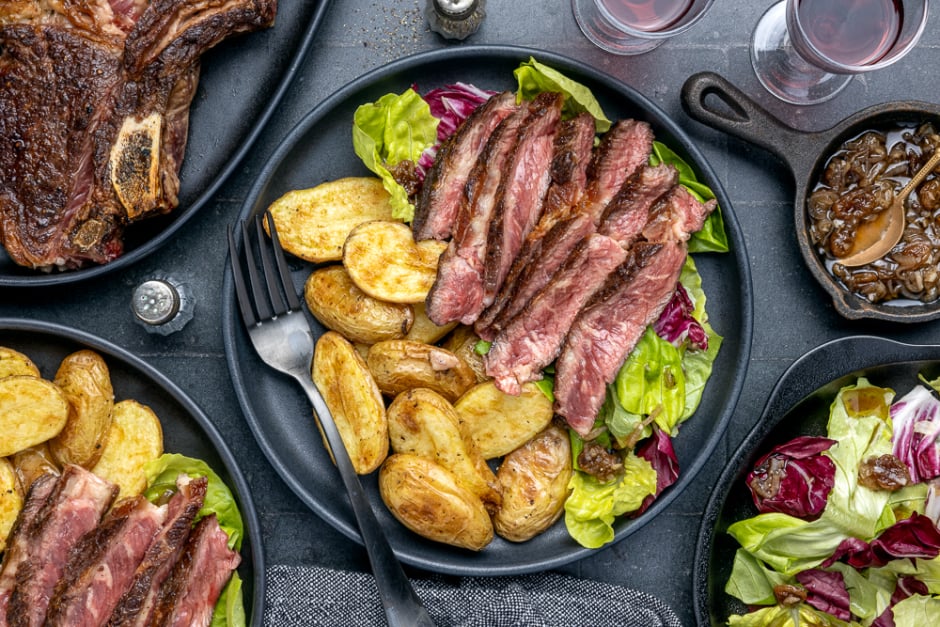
[[223, 43, 754, 576]]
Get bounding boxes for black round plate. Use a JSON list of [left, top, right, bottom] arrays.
[[0, 318, 265, 626], [223, 45, 753, 576], [0, 0, 334, 288], [694, 335, 940, 625]]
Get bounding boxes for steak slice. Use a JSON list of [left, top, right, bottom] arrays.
[[580, 119, 654, 225], [425, 106, 528, 326], [642, 184, 717, 243], [554, 242, 688, 435], [108, 475, 209, 627], [7, 465, 118, 627], [151, 515, 241, 627], [485, 233, 627, 395], [0, 0, 277, 269], [598, 164, 678, 247], [482, 92, 563, 309], [413, 91, 518, 241], [45, 496, 167, 627]]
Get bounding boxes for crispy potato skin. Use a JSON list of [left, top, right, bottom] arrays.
[[0, 457, 23, 553], [90, 399, 163, 499], [454, 381, 554, 459], [49, 350, 115, 468], [387, 388, 500, 512], [0, 347, 41, 379], [367, 340, 476, 402], [343, 221, 447, 304], [493, 425, 572, 542], [305, 266, 414, 344], [12, 443, 59, 492], [439, 326, 488, 383], [379, 453, 493, 551], [0, 376, 69, 457], [267, 177, 395, 263], [312, 331, 388, 474]]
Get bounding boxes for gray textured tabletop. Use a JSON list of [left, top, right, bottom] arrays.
[[3, 1, 940, 625]]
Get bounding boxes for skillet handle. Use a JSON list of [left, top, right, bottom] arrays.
[[680, 72, 810, 177]]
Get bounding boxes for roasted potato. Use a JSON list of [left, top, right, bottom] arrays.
[[343, 221, 447, 304], [454, 381, 554, 459], [12, 443, 59, 492], [492, 425, 572, 542], [0, 347, 41, 379], [387, 388, 500, 511], [0, 457, 23, 553], [48, 350, 114, 468], [379, 453, 493, 551], [305, 266, 414, 344], [266, 177, 395, 263], [367, 340, 476, 402], [404, 302, 458, 345], [439, 326, 487, 383], [0, 376, 69, 457], [312, 331, 388, 474], [91, 400, 163, 499]]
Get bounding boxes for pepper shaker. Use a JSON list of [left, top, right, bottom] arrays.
[[426, 0, 486, 41], [131, 272, 195, 335]]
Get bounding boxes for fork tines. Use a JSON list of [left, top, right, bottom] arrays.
[[228, 211, 301, 328]]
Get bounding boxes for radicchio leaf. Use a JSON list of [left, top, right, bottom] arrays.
[[825, 512, 940, 569], [794, 569, 852, 621], [653, 283, 708, 351], [872, 576, 930, 627], [416, 82, 498, 177], [633, 426, 680, 516], [746, 436, 838, 520], [891, 385, 940, 483]]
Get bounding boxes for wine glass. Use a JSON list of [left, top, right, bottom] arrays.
[[751, 0, 929, 105], [572, 0, 716, 55]]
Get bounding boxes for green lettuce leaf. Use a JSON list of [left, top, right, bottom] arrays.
[[210, 574, 246, 627], [615, 327, 685, 436], [725, 549, 792, 606], [678, 256, 723, 420], [352, 89, 440, 222], [891, 594, 940, 627], [727, 512, 848, 576], [727, 604, 860, 626], [514, 57, 612, 132], [826, 562, 893, 622]]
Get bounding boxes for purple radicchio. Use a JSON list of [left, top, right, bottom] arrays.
[[416, 82, 498, 176], [746, 436, 837, 520], [653, 283, 708, 351], [794, 569, 852, 621], [823, 513, 940, 569], [891, 385, 940, 483], [632, 426, 680, 517], [872, 576, 931, 627]]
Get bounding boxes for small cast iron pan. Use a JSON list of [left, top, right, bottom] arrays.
[[681, 71, 940, 323], [693, 335, 940, 625]]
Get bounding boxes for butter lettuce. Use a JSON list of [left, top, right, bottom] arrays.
[[514, 57, 612, 132], [727, 604, 859, 626], [891, 595, 940, 626]]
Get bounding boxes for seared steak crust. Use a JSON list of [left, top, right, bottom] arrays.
[[580, 119, 654, 225], [598, 164, 678, 247]]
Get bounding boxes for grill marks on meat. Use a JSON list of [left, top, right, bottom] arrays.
[[0, 0, 277, 269], [413, 91, 518, 241], [598, 164, 678, 247], [580, 119, 654, 225]]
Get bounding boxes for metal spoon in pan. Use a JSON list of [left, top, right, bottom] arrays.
[[837, 149, 940, 267]]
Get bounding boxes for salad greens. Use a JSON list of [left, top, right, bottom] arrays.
[[144, 454, 246, 627], [724, 379, 940, 626]]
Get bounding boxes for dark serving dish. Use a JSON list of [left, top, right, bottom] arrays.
[[0, 318, 265, 626], [222, 45, 753, 576], [682, 72, 940, 323], [694, 335, 940, 625], [0, 0, 334, 289]]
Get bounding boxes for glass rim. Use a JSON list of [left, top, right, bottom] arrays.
[[594, 0, 717, 41]]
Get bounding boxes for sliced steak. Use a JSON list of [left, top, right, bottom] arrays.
[[45, 496, 167, 627], [642, 184, 717, 243], [108, 475, 208, 627], [554, 242, 688, 435], [598, 164, 678, 247], [482, 92, 563, 309], [475, 113, 595, 339], [485, 233, 627, 395], [580, 119, 654, 225], [151, 515, 241, 627], [0, 0, 277, 269], [413, 91, 519, 241], [7, 465, 118, 627], [425, 106, 528, 325]]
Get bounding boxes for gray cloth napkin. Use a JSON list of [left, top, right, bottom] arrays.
[[265, 565, 684, 626]]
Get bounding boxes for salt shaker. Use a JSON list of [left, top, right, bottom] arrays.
[[131, 272, 195, 335], [426, 0, 485, 41]]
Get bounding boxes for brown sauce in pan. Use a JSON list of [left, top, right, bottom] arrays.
[[807, 122, 940, 304]]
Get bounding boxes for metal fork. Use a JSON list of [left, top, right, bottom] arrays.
[[228, 211, 435, 627]]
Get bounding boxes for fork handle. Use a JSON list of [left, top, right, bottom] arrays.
[[296, 376, 437, 627]]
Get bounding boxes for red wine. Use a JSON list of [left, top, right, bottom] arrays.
[[797, 0, 903, 66], [599, 0, 694, 31]]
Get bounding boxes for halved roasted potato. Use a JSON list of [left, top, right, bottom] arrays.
[[266, 177, 395, 263], [343, 221, 447, 304], [493, 425, 572, 542], [305, 266, 414, 344], [404, 302, 458, 345], [12, 443, 59, 492], [49, 350, 114, 468], [379, 453, 493, 551], [0, 376, 69, 457], [0, 347, 41, 379], [439, 326, 487, 383], [312, 331, 388, 474], [91, 399, 164, 499], [387, 388, 500, 511], [454, 381, 554, 459], [0, 457, 23, 553], [367, 340, 476, 402]]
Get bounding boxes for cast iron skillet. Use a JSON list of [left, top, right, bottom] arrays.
[[681, 71, 940, 323], [223, 44, 753, 576], [0, 318, 265, 625], [694, 335, 940, 625], [0, 0, 334, 289]]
